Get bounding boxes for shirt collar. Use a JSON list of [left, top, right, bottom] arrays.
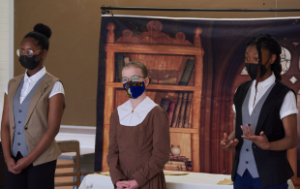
[[24, 67, 46, 83], [120, 96, 155, 113], [117, 96, 158, 126], [254, 72, 276, 88]]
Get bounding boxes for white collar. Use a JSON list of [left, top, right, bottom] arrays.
[[253, 72, 276, 88], [117, 96, 158, 126], [24, 67, 46, 83]]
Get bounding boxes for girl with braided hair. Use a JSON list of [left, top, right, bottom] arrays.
[[221, 34, 297, 188]]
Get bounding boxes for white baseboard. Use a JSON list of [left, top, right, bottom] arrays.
[[59, 125, 96, 135]]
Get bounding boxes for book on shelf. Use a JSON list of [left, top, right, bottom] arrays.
[[152, 78, 177, 85], [178, 93, 188, 128], [184, 93, 193, 128], [164, 156, 189, 171], [124, 57, 130, 64], [169, 156, 189, 161], [148, 69, 179, 85], [115, 53, 125, 82], [171, 92, 183, 128], [168, 102, 176, 127], [177, 56, 189, 85], [164, 163, 187, 171], [165, 161, 186, 165], [160, 98, 171, 113], [178, 59, 195, 86]]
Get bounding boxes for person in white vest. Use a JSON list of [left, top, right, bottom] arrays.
[[221, 34, 297, 189]]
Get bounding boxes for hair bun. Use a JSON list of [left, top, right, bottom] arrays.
[[33, 23, 52, 39], [264, 34, 272, 38]]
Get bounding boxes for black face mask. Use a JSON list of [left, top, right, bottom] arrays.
[[19, 55, 40, 70], [245, 58, 271, 80]]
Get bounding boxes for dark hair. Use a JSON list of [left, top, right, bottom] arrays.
[[24, 23, 52, 50], [246, 34, 282, 81], [122, 61, 152, 84]]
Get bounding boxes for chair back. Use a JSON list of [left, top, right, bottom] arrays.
[[55, 140, 81, 188]]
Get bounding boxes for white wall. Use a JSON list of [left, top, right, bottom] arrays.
[[0, 0, 13, 125]]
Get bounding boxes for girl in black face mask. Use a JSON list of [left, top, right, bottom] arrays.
[[220, 34, 297, 189], [17, 24, 50, 73], [1, 23, 65, 189]]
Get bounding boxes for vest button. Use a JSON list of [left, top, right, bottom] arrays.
[[25, 127, 28, 130], [18, 121, 21, 124], [19, 110, 22, 113], [246, 161, 248, 164], [18, 132, 21, 135], [246, 149, 249, 151], [18, 143, 20, 146]]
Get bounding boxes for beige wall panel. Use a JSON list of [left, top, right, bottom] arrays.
[[14, 0, 300, 126]]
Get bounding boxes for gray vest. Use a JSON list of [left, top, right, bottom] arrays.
[[12, 75, 46, 157], [237, 82, 275, 178]]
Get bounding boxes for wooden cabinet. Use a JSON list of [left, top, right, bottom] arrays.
[[102, 20, 204, 172]]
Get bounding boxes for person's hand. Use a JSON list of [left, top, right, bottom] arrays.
[[5, 157, 21, 174], [124, 180, 139, 189], [13, 156, 32, 173], [220, 133, 239, 150], [116, 180, 130, 189], [241, 124, 269, 150]]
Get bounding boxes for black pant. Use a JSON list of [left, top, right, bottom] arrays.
[[5, 152, 57, 189]]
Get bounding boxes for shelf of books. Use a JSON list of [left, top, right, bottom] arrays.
[[107, 83, 202, 92], [115, 90, 196, 128], [102, 20, 203, 172]]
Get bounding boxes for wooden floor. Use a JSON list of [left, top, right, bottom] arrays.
[[55, 159, 76, 189]]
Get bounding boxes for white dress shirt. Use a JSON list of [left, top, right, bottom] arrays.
[[5, 67, 64, 104], [117, 96, 158, 126], [233, 73, 298, 119]]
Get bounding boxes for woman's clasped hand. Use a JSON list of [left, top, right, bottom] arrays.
[[116, 180, 139, 189]]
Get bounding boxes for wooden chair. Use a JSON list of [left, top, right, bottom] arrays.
[[55, 140, 81, 188]]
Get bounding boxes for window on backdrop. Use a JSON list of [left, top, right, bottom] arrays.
[[280, 47, 291, 74]]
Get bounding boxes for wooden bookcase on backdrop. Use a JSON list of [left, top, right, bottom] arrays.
[[102, 20, 204, 172]]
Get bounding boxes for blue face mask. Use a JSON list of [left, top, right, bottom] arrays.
[[123, 81, 145, 99]]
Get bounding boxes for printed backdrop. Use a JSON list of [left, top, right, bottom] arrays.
[[95, 15, 300, 180]]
